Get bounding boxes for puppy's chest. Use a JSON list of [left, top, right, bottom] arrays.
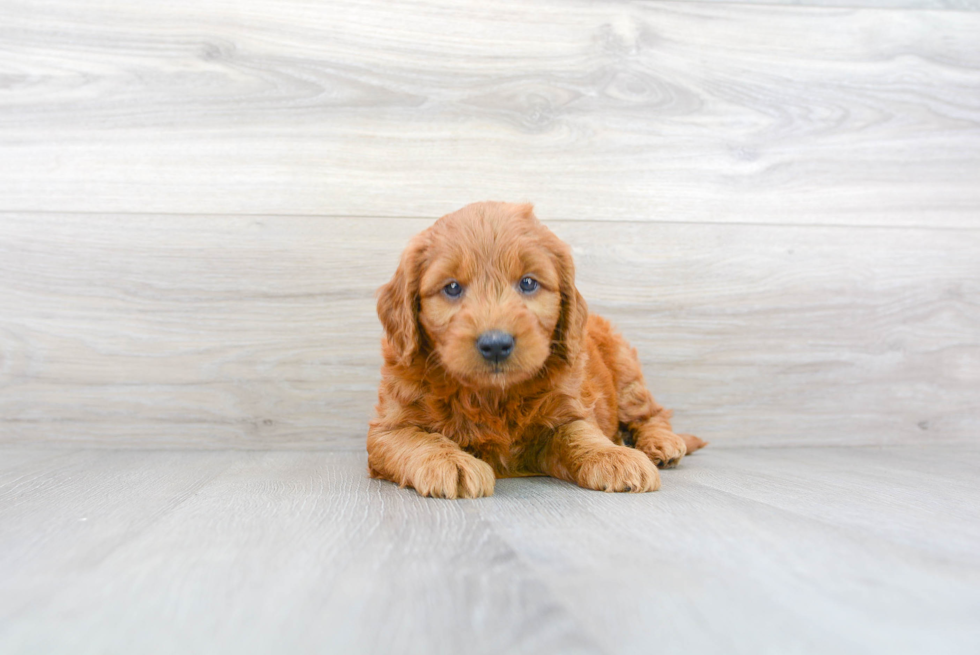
[[436, 408, 538, 447], [430, 397, 550, 472]]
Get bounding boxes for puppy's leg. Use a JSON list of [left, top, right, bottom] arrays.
[[611, 342, 705, 468], [627, 413, 691, 469], [540, 420, 660, 493], [367, 425, 495, 499]]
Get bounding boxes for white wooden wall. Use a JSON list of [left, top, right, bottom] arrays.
[[1, 0, 978, 449]]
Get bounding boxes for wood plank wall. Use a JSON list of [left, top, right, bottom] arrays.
[[1, 0, 978, 448]]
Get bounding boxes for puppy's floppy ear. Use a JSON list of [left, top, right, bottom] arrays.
[[551, 238, 589, 364], [377, 234, 427, 366]]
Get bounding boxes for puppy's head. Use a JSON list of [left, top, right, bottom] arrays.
[[377, 201, 587, 388]]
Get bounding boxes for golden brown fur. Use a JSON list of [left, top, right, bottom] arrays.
[[368, 201, 706, 498]]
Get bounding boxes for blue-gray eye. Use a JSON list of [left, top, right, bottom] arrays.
[[518, 277, 538, 293], [443, 281, 463, 298]]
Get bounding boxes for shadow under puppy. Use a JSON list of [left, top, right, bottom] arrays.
[[368, 201, 706, 498]]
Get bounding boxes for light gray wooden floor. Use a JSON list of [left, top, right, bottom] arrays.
[[2, 444, 979, 655]]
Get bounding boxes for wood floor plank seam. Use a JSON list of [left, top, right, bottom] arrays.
[[449, 508, 615, 655], [2, 454, 243, 593], [2, 447, 978, 653], [682, 480, 963, 570]]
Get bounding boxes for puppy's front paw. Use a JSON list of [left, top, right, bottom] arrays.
[[635, 429, 688, 469], [410, 451, 496, 499], [576, 446, 660, 493]]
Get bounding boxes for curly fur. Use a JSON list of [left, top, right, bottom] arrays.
[[367, 201, 706, 498]]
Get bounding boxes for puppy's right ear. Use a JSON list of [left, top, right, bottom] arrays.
[[551, 236, 589, 365], [377, 234, 427, 366]]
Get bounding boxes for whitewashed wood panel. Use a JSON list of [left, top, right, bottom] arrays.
[[1, 447, 978, 654], [697, 0, 980, 9], [0, 213, 976, 448], [0, 0, 978, 225]]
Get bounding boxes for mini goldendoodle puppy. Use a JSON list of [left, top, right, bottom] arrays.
[[368, 201, 706, 498]]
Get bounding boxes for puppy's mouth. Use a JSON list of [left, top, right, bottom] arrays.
[[469, 358, 540, 388], [444, 359, 530, 389], [479, 361, 515, 380]]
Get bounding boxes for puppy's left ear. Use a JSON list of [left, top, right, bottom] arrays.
[[552, 237, 589, 364], [377, 234, 427, 366]]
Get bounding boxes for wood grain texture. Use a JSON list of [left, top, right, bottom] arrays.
[[0, 449, 602, 655], [1, 446, 978, 654], [0, 450, 238, 617], [1, 0, 978, 225], [1, 213, 977, 448], [484, 445, 980, 654]]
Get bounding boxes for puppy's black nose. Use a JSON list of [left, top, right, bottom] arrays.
[[477, 331, 515, 363]]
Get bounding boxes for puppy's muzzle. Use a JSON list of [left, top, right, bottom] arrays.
[[477, 331, 515, 363]]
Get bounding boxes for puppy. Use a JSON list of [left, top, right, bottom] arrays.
[[368, 201, 706, 498]]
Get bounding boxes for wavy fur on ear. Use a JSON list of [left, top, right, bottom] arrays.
[[549, 233, 589, 365], [376, 233, 428, 366]]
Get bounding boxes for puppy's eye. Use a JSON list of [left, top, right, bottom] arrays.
[[443, 281, 463, 298], [518, 277, 538, 293]]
